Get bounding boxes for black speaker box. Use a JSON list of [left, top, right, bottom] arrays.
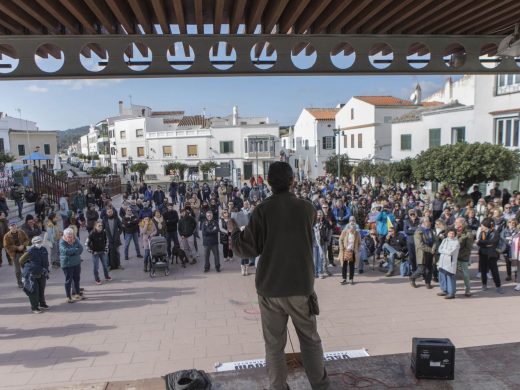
[[411, 337, 455, 380]]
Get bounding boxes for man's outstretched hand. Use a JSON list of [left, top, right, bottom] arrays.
[[227, 218, 239, 232]]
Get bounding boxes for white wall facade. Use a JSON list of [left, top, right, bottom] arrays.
[[392, 106, 475, 161], [292, 109, 337, 178], [113, 114, 280, 185], [0, 114, 38, 154], [337, 98, 415, 162]]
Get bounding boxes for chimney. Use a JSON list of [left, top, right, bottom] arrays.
[[232, 105, 238, 126], [118, 100, 123, 115]]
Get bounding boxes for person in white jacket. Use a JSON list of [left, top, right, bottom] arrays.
[[437, 228, 460, 299]]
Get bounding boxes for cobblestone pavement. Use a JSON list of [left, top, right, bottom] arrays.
[[1, 195, 520, 389]]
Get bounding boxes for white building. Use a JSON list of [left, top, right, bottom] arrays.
[[290, 108, 340, 178], [391, 75, 520, 191], [112, 104, 280, 184], [336, 96, 421, 163], [0, 112, 38, 154]]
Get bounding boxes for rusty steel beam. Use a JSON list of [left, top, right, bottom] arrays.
[[0, 1, 43, 34], [262, 0, 289, 34], [230, 0, 247, 34], [328, 0, 372, 34], [84, 0, 117, 34], [106, 0, 135, 34], [150, 0, 170, 34], [294, 0, 332, 34], [59, 0, 98, 34], [35, 0, 80, 34]]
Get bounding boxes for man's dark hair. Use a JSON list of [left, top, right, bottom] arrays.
[[267, 162, 293, 194]]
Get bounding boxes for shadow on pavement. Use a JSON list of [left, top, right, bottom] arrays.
[[0, 346, 108, 368], [0, 323, 116, 340]]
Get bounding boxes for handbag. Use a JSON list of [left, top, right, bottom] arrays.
[[344, 250, 354, 262]]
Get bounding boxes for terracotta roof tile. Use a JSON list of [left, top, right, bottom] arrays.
[[177, 115, 209, 127], [489, 108, 520, 115], [305, 108, 340, 120], [354, 96, 414, 106]]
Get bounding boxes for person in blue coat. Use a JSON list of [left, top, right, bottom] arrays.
[[59, 228, 84, 303], [21, 236, 50, 314], [376, 205, 396, 258]]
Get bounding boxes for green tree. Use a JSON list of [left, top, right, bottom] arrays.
[[130, 162, 149, 181], [0, 153, 15, 171], [413, 142, 520, 191], [89, 166, 112, 177], [164, 162, 188, 179], [387, 158, 415, 185], [353, 159, 374, 182], [199, 161, 218, 180], [324, 154, 352, 179], [371, 161, 389, 182]]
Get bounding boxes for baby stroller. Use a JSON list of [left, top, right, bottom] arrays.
[[148, 236, 170, 277]]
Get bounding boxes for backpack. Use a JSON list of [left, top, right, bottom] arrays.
[[400, 260, 411, 276]]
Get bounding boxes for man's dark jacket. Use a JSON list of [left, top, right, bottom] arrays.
[[231, 191, 316, 298], [178, 215, 197, 237], [163, 210, 179, 232], [102, 215, 123, 247]]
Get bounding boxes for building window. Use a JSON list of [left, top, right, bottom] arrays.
[[322, 136, 335, 150], [120, 130, 126, 139], [497, 74, 520, 95], [451, 127, 465, 144], [18, 144, 25, 156], [220, 141, 234, 153], [351, 108, 354, 120], [304, 139, 309, 150], [294, 159, 299, 169], [187, 145, 198, 157], [121, 147, 127, 157], [244, 139, 248, 153], [163, 145, 172, 157], [0, 138, 4, 154], [400, 134, 412, 150], [429, 128, 441, 148], [351, 134, 355, 148], [282, 139, 286, 148], [343, 135, 348, 148], [358, 134, 362, 148], [137, 147, 145, 157], [383, 116, 393, 123], [495, 117, 519, 147], [136, 128, 144, 138], [44, 144, 51, 155], [292, 138, 295, 148], [263, 161, 271, 175]]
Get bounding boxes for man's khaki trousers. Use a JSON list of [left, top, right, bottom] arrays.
[[258, 294, 330, 390]]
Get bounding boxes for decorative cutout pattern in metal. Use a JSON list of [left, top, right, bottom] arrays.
[[0, 34, 516, 79]]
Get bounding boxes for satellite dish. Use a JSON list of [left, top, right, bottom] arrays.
[[497, 24, 520, 57]]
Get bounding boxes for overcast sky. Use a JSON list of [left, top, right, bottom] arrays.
[[0, 75, 453, 131]]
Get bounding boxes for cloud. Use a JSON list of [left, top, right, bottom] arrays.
[[53, 79, 123, 91], [25, 84, 48, 93]]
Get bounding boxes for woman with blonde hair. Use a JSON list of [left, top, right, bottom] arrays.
[[338, 223, 361, 285], [140, 216, 157, 272]]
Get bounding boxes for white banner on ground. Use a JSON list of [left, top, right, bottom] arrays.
[[214, 349, 369, 372]]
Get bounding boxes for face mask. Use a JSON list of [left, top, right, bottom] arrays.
[[34, 244, 42, 248]]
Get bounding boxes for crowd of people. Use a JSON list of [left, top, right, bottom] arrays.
[[3, 173, 520, 314], [294, 179, 520, 297]]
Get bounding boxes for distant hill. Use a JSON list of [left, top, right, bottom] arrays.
[[58, 125, 89, 150]]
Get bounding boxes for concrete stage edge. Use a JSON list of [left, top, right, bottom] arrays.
[[45, 342, 519, 389]]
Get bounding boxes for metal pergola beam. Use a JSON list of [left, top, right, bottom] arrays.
[[0, 34, 515, 79]]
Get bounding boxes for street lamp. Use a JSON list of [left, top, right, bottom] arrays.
[[332, 128, 344, 180]]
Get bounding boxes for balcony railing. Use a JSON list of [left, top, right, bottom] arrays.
[[244, 151, 275, 159], [146, 129, 211, 139]]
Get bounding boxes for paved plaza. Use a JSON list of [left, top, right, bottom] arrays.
[[1, 196, 520, 389]]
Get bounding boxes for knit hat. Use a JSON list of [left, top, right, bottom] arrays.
[[31, 236, 43, 244]]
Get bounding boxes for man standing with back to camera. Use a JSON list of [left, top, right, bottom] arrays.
[[229, 161, 329, 390]]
